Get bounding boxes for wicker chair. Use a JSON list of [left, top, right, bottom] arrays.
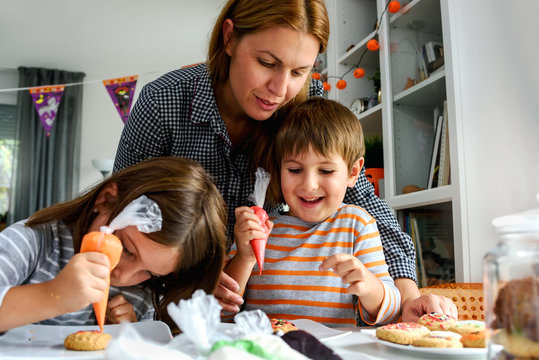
[[419, 283, 484, 321]]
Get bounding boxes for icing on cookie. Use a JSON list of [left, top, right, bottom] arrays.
[[381, 322, 426, 331]]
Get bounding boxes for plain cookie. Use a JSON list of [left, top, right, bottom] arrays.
[[64, 331, 112, 351]]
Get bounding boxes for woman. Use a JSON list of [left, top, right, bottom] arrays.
[[113, 0, 455, 321]]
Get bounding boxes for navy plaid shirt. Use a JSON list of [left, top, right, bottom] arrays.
[[113, 64, 417, 283]]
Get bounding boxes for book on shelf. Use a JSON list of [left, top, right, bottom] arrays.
[[411, 217, 428, 288], [437, 100, 450, 186], [409, 211, 455, 286], [427, 114, 444, 189], [421, 41, 444, 76]]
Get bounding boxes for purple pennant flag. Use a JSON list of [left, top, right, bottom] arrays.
[[103, 75, 138, 124], [29, 85, 65, 138]]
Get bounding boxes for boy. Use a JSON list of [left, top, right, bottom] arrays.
[[226, 98, 400, 327]]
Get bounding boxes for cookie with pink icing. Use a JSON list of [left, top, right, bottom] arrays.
[[376, 322, 430, 345], [418, 312, 457, 331]]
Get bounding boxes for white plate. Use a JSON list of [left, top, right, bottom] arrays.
[[0, 321, 172, 358], [292, 319, 352, 342], [360, 328, 498, 359]]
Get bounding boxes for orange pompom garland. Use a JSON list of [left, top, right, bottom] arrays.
[[322, 82, 331, 91], [311, 72, 321, 80], [353, 68, 366, 78], [388, 1, 400, 13], [336, 79, 347, 90], [367, 39, 380, 51]]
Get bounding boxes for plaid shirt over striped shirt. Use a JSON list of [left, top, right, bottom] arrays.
[[113, 63, 417, 283]]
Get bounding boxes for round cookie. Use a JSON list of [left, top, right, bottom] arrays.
[[375, 322, 430, 345], [64, 331, 112, 351], [412, 330, 463, 348], [418, 312, 457, 331], [449, 320, 485, 335], [270, 319, 298, 334], [460, 330, 486, 348]]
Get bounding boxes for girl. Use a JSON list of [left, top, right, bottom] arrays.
[[0, 157, 227, 333]]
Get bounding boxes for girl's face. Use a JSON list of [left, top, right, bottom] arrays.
[[280, 146, 362, 223], [110, 226, 180, 287], [89, 213, 180, 287], [221, 22, 319, 121]]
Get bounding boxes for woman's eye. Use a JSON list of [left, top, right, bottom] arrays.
[[291, 69, 305, 77], [259, 59, 274, 68]]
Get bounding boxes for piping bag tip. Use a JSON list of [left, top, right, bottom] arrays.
[[250, 238, 267, 275]]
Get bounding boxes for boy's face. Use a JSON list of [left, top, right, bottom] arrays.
[[280, 145, 362, 223]]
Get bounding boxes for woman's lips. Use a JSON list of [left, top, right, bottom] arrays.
[[256, 96, 279, 112]]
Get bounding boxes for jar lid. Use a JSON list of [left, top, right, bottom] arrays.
[[492, 196, 539, 234]]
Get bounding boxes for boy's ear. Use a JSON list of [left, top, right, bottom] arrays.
[[347, 157, 364, 188], [93, 183, 118, 211]]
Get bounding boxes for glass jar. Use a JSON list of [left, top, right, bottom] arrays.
[[483, 205, 539, 359]]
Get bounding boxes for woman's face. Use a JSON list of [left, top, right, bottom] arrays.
[[222, 23, 320, 121]]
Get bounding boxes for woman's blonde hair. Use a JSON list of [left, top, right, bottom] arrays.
[[264, 97, 365, 205], [207, 0, 329, 106], [26, 157, 227, 332]]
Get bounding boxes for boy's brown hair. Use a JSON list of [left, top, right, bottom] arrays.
[[265, 97, 365, 205]]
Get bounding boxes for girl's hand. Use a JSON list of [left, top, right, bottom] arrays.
[[233, 206, 273, 262], [319, 253, 381, 296], [106, 294, 138, 324], [48, 252, 110, 314]]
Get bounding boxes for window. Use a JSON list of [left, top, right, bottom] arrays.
[[0, 104, 17, 222]]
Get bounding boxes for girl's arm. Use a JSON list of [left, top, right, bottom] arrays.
[[0, 252, 110, 332], [224, 207, 271, 295]]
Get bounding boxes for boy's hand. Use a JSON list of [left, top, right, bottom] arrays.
[[48, 252, 110, 313], [106, 294, 137, 324], [319, 253, 380, 296], [233, 206, 273, 262]]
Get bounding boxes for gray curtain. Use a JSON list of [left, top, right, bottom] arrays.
[[7, 67, 85, 224]]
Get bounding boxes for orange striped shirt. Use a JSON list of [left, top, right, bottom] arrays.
[[234, 204, 401, 328]]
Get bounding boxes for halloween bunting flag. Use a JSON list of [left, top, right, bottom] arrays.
[[103, 75, 138, 124], [29, 85, 66, 137]]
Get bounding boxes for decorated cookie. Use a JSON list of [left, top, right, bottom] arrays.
[[449, 320, 485, 335], [418, 312, 457, 331], [412, 330, 463, 348], [460, 330, 486, 348], [375, 322, 430, 345], [64, 331, 112, 351], [270, 319, 298, 334]]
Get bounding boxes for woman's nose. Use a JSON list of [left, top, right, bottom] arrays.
[[268, 71, 288, 97]]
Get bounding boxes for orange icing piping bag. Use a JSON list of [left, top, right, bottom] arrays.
[[80, 226, 123, 332], [249, 168, 271, 275]]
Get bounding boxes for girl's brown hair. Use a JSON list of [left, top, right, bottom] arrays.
[[262, 97, 365, 205], [207, 0, 329, 108], [26, 157, 227, 332]]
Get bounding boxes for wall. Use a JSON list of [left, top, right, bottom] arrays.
[[448, 0, 539, 281], [0, 0, 224, 192]]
